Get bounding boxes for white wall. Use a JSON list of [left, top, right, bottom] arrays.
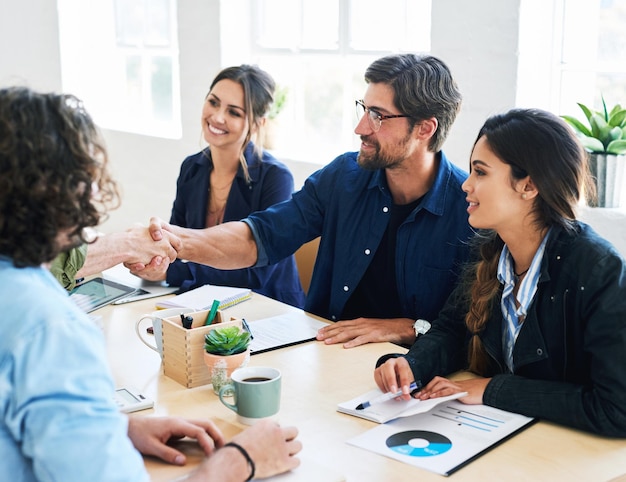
[[101, 0, 223, 235], [0, 0, 524, 234], [432, 0, 521, 167], [0, 0, 63, 92]]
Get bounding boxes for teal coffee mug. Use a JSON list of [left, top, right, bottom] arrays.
[[218, 366, 281, 425]]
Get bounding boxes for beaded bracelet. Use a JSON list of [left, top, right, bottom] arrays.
[[224, 442, 255, 481]]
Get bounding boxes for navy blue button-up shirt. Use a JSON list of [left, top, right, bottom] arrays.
[[166, 144, 305, 308], [245, 151, 474, 322]]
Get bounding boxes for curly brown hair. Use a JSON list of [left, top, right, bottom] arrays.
[[0, 86, 119, 267]]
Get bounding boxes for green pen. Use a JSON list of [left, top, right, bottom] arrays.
[[205, 299, 220, 326]]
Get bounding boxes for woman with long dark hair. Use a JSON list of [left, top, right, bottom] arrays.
[[133, 64, 305, 307], [375, 108, 626, 437]]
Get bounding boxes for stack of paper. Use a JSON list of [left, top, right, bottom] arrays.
[[156, 284, 251, 311], [248, 312, 329, 354]]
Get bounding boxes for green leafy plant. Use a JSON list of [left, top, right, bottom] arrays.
[[562, 96, 626, 155], [204, 326, 251, 356], [267, 85, 288, 120]]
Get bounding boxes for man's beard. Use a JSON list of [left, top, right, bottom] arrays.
[[356, 133, 410, 171]]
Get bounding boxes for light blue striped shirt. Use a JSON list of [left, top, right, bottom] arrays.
[[497, 228, 552, 372]]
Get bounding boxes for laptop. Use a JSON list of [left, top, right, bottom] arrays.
[[103, 264, 179, 305]]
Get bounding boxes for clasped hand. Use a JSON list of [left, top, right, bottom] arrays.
[[125, 218, 179, 281], [128, 416, 302, 481]]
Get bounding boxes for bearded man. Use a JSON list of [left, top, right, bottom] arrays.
[[132, 54, 474, 349]]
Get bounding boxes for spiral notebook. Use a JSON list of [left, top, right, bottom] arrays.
[[155, 284, 251, 311]]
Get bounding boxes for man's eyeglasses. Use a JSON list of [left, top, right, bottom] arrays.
[[355, 100, 411, 132]]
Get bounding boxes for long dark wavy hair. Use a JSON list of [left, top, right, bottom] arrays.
[[0, 86, 119, 267], [463, 108, 593, 374]]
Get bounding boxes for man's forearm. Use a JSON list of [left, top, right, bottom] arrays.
[[78, 224, 181, 279], [75, 232, 133, 278], [169, 221, 258, 269]]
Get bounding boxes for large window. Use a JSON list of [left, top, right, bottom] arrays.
[[518, 0, 626, 117], [223, 0, 432, 165], [57, 0, 181, 138], [557, 0, 626, 115]]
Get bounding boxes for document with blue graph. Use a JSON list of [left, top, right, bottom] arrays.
[[347, 401, 536, 476]]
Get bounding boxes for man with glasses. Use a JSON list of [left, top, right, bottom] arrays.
[[133, 54, 474, 349]]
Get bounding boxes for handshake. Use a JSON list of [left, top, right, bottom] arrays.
[[94, 215, 254, 284], [121, 217, 181, 282]]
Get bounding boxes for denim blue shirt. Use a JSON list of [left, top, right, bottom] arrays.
[[244, 151, 474, 321], [167, 143, 305, 308], [0, 258, 148, 482]]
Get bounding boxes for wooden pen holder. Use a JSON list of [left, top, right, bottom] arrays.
[[161, 309, 242, 388]]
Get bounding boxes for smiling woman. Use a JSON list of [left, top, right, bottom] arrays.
[[129, 64, 306, 309]]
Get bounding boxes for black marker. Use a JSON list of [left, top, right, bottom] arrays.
[[180, 313, 193, 329]]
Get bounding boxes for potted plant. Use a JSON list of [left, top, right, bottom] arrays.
[[263, 85, 288, 150], [204, 325, 251, 394], [562, 96, 626, 207]]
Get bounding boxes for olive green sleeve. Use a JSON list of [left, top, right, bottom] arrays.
[[49, 243, 89, 291]]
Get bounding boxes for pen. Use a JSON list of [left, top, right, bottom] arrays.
[[355, 381, 422, 410], [204, 299, 220, 326], [241, 318, 254, 339]]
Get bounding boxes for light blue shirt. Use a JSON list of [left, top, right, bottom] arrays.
[[497, 229, 552, 372], [0, 257, 148, 482]]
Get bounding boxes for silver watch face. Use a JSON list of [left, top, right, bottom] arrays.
[[414, 319, 431, 336]]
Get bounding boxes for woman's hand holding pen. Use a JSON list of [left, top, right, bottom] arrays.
[[375, 358, 491, 405], [373, 356, 416, 401]]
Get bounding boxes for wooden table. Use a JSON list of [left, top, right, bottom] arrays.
[[97, 293, 626, 481]]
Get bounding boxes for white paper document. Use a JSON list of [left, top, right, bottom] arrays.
[[347, 401, 535, 476], [249, 312, 329, 354], [337, 390, 466, 423]]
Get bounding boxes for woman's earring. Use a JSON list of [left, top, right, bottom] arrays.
[[522, 193, 527, 200]]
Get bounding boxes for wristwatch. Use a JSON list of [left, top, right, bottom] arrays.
[[413, 319, 431, 338]]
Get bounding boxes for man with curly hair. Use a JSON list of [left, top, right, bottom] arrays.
[[0, 86, 301, 481]]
